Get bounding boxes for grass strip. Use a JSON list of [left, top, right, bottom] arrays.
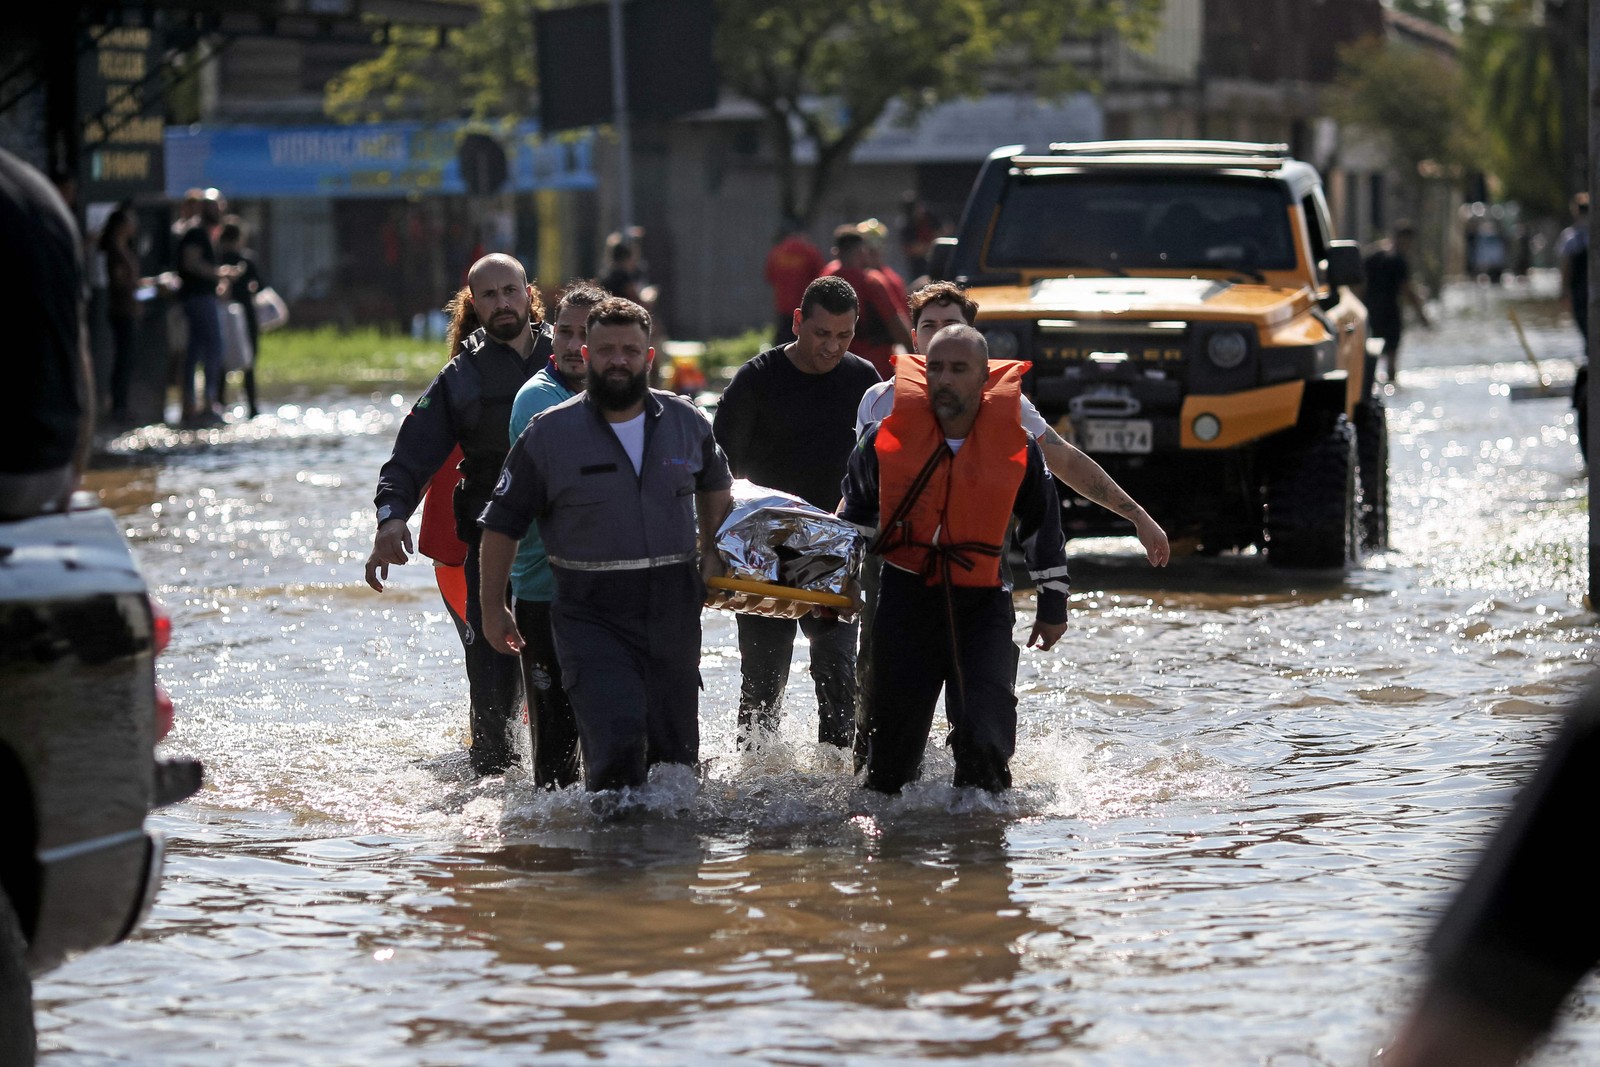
[[253, 324, 774, 391], [252, 327, 450, 390]]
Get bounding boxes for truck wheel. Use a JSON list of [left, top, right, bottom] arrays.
[[1355, 398, 1389, 549], [1266, 415, 1360, 570], [1, 886, 35, 1067]]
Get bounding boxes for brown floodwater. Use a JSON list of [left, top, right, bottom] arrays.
[[35, 275, 1599, 1065]]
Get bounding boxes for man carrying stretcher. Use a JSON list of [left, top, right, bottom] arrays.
[[841, 324, 1070, 793]]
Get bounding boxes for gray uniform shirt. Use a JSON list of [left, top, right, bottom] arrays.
[[479, 389, 731, 569]]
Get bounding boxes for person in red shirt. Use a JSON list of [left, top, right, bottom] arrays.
[[858, 218, 907, 299], [822, 226, 913, 379], [763, 218, 824, 345]]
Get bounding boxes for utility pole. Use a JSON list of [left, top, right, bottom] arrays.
[[1590, 0, 1599, 607], [607, 0, 634, 236]]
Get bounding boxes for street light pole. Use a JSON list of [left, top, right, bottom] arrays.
[[608, 0, 633, 237], [1589, 0, 1599, 607]]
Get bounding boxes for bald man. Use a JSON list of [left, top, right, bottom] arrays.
[[366, 253, 554, 776], [841, 324, 1069, 794]]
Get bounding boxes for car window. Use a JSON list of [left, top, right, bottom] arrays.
[[1301, 190, 1333, 286], [984, 174, 1297, 273]]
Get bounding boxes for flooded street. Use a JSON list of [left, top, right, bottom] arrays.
[[37, 276, 1598, 1065]]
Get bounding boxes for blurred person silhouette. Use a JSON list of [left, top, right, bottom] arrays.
[[1560, 194, 1588, 458], [858, 218, 907, 298], [215, 217, 264, 419], [898, 193, 942, 281], [763, 217, 824, 345], [98, 203, 143, 424], [822, 226, 912, 379], [1380, 682, 1600, 1066], [1361, 220, 1431, 386], [602, 232, 661, 355], [602, 232, 657, 310], [171, 188, 202, 239], [173, 189, 237, 426]]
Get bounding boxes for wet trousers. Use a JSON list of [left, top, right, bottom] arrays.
[[464, 540, 526, 775], [861, 566, 1019, 794], [852, 552, 882, 772], [108, 312, 137, 416], [180, 294, 223, 414], [551, 564, 702, 792], [514, 598, 582, 789], [736, 612, 857, 747]]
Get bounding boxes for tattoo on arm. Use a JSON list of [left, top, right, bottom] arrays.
[[1085, 471, 1140, 517], [1039, 428, 1143, 520]]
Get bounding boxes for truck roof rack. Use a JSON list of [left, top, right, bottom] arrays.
[[1046, 140, 1291, 158], [1012, 153, 1291, 172]]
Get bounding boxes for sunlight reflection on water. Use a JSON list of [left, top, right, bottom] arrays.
[[40, 278, 1598, 1065]]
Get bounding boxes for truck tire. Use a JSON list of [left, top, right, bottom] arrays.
[[1, 885, 34, 1067], [1266, 415, 1360, 570], [1355, 398, 1389, 549]]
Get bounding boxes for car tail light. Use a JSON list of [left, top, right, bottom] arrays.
[[150, 597, 174, 741], [150, 597, 172, 655]]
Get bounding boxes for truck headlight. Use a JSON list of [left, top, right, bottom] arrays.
[[984, 328, 1020, 360], [1206, 330, 1249, 369]]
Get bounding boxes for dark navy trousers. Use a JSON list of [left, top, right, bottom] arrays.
[[861, 566, 1019, 794], [551, 563, 703, 792]]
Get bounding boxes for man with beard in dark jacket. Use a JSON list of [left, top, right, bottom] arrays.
[[365, 253, 553, 776]]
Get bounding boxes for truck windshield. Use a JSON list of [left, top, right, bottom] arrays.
[[985, 174, 1298, 274]]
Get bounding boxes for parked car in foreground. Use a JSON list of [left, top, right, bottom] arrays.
[[0, 495, 203, 1061]]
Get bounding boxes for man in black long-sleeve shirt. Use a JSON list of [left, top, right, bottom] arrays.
[[364, 253, 553, 776], [841, 325, 1069, 793], [712, 276, 881, 749]]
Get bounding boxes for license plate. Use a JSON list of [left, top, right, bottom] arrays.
[[1080, 419, 1152, 454]]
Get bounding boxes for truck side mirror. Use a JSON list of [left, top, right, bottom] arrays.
[[1323, 241, 1364, 289], [927, 237, 957, 281]]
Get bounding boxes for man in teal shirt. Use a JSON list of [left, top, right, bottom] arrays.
[[506, 281, 604, 787]]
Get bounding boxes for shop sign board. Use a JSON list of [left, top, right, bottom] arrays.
[[164, 121, 594, 199]]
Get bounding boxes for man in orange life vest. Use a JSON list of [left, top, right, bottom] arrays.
[[840, 324, 1070, 793]]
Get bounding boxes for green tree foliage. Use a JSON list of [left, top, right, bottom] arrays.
[[1329, 38, 1482, 205], [1459, 0, 1586, 216], [717, 0, 1163, 224], [324, 0, 1161, 224], [1392, 0, 1457, 27], [325, 0, 538, 124]]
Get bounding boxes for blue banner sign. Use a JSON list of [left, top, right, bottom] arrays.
[[165, 121, 595, 199]]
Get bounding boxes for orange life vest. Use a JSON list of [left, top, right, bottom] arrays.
[[873, 355, 1031, 587], [418, 445, 468, 567]]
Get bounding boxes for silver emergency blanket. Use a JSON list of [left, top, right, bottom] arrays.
[[714, 479, 864, 597]]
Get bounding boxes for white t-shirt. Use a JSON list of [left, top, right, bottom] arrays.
[[612, 412, 646, 474], [854, 380, 1051, 439]]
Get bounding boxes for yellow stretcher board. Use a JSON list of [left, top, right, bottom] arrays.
[[704, 576, 854, 619]]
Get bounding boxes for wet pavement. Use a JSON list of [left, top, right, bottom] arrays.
[[35, 274, 1599, 1065]]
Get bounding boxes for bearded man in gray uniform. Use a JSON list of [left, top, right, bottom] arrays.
[[478, 297, 732, 792]]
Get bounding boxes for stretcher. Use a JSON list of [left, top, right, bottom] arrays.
[[704, 575, 853, 619]]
